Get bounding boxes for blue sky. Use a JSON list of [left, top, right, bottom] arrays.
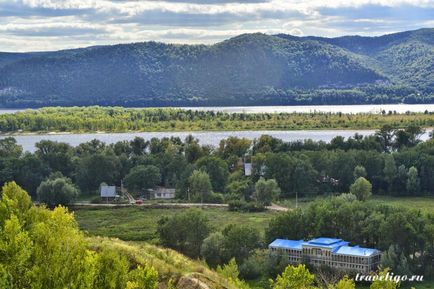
[[0, 0, 433, 52]]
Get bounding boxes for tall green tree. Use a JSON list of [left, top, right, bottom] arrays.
[[254, 178, 281, 206], [124, 165, 161, 193], [196, 156, 229, 193], [157, 209, 210, 258], [406, 166, 420, 195], [188, 170, 213, 203], [350, 177, 372, 201], [37, 174, 80, 206]]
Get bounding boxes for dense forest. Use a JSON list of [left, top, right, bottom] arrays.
[[1, 128, 433, 288], [0, 126, 433, 200], [1, 106, 434, 132], [0, 29, 433, 107]]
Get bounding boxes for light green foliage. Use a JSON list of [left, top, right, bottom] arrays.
[[336, 193, 357, 202], [37, 174, 79, 206], [2, 107, 434, 133], [0, 215, 32, 288], [126, 265, 159, 289], [217, 258, 250, 289], [271, 264, 316, 289], [188, 170, 213, 202], [406, 166, 420, 195], [0, 181, 32, 226], [370, 269, 400, 289], [350, 177, 372, 201], [333, 276, 355, 289], [254, 178, 281, 206], [94, 249, 128, 289], [0, 182, 159, 289], [353, 165, 367, 180]]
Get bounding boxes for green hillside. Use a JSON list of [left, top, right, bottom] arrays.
[[0, 29, 432, 107]]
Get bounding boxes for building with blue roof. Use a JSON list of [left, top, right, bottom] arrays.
[[269, 237, 381, 273]]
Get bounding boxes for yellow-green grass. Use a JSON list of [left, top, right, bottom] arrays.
[[368, 195, 434, 214], [74, 206, 280, 243], [278, 195, 434, 214], [89, 236, 242, 289]]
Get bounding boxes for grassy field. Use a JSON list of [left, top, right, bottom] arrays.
[[368, 196, 434, 214], [278, 195, 434, 214], [73, 206, 280, 243]]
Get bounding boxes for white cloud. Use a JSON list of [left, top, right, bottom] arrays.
[[0, 0, 432, 51]]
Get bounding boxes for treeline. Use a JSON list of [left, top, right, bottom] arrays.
[[1, 106, 434, 132], [0, 125, 433, 207]]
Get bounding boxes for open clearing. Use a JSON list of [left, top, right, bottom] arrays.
[[73, 206, 280, 243]]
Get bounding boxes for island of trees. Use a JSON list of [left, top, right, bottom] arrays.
[[0, 106, 434, 133]]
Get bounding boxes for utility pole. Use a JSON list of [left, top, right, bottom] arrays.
[[295, 191, 298, 209]]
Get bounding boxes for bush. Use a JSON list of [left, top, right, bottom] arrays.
[[207, 192, 224, 204], [228, 200, 265, 212], [239, 251, 266, 280]]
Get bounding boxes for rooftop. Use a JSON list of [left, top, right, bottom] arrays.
[[269, 239, 304, 250], [269, 237, 380, 257], [334, 246, 379, 257]]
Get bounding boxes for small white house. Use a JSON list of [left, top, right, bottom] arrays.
[[151, 187, 175, 199]]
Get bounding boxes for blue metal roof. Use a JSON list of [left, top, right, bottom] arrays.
[[334, 246, 379, 257], [269, 237, 379, 257], [269, 239, 304, 250], [305, 238, 349, 249], [308, 238, 342, 245]]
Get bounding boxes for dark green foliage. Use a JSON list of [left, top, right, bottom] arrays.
[[37, 174, 79, 206], [227, 200, 265, 212], [124, 165, 161, 192], [0, 29, 433, 107], [157, 209, 210, 258], [196, 156, 229, 193], [221, 224, 261, 263]]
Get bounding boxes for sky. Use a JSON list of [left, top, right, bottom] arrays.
[[0, 0, 433, 52]]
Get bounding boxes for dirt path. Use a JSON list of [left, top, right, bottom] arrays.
[[70, 202, 289, 212]]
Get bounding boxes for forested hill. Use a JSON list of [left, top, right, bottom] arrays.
[[0, 28, 433, 107]]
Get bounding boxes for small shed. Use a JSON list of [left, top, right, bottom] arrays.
[[151, 187, 175, 199]]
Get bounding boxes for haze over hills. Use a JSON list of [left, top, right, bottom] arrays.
[[0, 28, 433, 107]]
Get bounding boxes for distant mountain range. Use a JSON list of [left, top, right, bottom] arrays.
[[0, 28, 433, 107]]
